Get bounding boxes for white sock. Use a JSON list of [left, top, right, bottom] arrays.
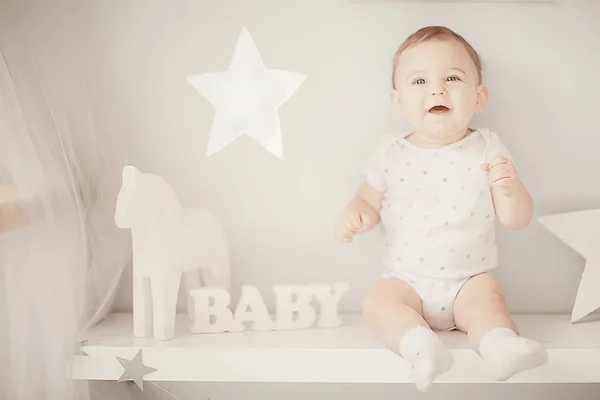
[[478, 327, 548, 381], [399, 326, 453, 391]]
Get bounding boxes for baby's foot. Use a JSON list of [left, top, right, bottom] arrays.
[[478, 327, 548, 381], [400, 326, 453, 391]]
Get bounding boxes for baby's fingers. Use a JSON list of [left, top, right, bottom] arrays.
[[340, 218, 357, 241], [360, 212, 372, 229], [335, 223, 353, 242], [341, 226, 355, 241], [347, 212, 361, 231], [488, 156, 509, 169], [492, 176, 517, 188], [489, 165, 516, 184]]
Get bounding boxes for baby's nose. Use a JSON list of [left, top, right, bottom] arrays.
[[430, 80, 447, 96]]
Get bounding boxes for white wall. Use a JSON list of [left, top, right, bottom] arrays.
[[107, 0, 600, 315], [95, 0, 600, 398]]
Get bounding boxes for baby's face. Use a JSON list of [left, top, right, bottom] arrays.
[[392, 39, 487, 140]]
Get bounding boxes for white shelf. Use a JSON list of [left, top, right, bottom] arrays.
[[72, 312, 600, 384]]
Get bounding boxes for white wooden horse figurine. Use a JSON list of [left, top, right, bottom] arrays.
[[114, 165, 230, 340]]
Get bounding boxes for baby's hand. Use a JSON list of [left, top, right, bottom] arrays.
[[335, 197, 378, 243], [480, 156, 521, 197]]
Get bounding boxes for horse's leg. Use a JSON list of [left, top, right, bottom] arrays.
[[133, 255, 153, 338], [183, 269, 202, 320], [150, 270, 182, 340]]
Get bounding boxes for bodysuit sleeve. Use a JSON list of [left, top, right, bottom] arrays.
[[362, 135, 395, 192]]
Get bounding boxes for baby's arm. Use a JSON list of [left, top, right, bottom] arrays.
[[336, 135, 391, 242], [335, 181, 383, 242], [481, 157, 534, 230], [353, 180, 384, 228]]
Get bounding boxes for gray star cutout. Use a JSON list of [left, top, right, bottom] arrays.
[[116, 349, 158, 390]]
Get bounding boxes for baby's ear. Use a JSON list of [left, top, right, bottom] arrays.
[[475, 84, 489, 113]]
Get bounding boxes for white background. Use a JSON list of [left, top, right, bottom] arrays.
[[94, 0, 600, 398]]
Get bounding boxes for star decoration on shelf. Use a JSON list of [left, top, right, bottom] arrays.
[[187, 26, 305, 159], [538, 208, 600, 323], [116, 348, 158, 390]]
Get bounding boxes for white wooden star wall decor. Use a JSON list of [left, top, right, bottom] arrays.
[[187, 26, 305, 159], [538, 208, 600, 323]]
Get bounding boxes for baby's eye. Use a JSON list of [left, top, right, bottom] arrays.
[[413, 78, 426, 85], [446, 76, 461, 82]]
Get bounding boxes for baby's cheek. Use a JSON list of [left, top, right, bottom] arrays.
[[453, 103, 471, 116]]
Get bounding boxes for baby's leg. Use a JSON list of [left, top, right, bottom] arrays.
[[453, 273, 547, 381], [362, 278, 453, 391]]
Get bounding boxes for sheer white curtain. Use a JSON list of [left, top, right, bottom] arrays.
[[0, 0, 131, 399]]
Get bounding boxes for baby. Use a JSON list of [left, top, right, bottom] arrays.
[[335, 26, 548, 391]]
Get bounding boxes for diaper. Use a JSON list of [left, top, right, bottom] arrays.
[[382, 269, 472, 331]]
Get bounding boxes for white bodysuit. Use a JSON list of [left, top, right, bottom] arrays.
[[363, 128, 514, 330]]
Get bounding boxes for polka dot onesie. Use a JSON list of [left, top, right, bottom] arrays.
[[363, 128, 514, 330]]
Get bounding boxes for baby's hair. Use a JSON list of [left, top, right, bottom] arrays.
[[392, 26, 483, 89]]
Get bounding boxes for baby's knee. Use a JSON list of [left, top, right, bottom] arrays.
[[477, 277, 508, 307], [470, 288, 510, 319], [472, 291, 508, 317], [461, 273, 506, 300], [361, 278, 420, 316], [361, 285, 385, 317]]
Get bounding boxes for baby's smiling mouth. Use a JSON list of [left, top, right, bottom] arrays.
[[428, 105, 451, 114]]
